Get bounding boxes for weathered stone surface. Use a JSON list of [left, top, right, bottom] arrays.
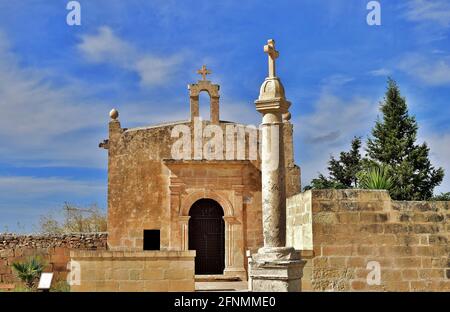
[[0, 233, 107, 287], [249, 257, 305, 292], [286, 189, 450, 292], [70, 250, 196, 292], [250, 39, 304, 292]]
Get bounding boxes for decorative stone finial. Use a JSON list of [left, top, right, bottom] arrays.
[[257, 39, 287, 102], [109, 108, 119, 120]]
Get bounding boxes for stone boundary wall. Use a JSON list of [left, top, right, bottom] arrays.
[[287, 190, 450, 292], [0, 233, 107, 286], [70, 250, 196, 292]]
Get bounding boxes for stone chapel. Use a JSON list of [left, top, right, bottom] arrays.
[[98, 60, 301, 281]]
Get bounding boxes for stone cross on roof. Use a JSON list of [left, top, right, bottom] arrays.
[[264, 39, 279, 78], [197, 65, 211, 81]]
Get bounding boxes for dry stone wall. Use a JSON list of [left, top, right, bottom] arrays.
[[0, 233, 107, 285]]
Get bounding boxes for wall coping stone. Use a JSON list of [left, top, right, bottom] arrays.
[[70, 250, 196, 259]]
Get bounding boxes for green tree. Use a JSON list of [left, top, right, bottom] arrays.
[[305, 174, 346, 190], [431, 192, 450, 201], [306, 137, 363, 189], [366, 78, 444, 200]]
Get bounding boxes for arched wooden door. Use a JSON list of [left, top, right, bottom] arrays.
[[188, 199, 225, 275]]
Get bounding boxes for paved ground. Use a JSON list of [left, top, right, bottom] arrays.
[[195, 281, 249, 292]]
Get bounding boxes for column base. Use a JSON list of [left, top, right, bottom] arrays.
[[249, 247, 306, 292], [224, 267, 248, 281]]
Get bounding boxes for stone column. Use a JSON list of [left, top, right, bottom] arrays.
[[249, 39, 305, 292], [178, 216, 190, 251], [260, 108, 286, 248]]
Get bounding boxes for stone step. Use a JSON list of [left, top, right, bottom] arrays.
[[195, 275, 241, 282], [195, 281, 248, 292]]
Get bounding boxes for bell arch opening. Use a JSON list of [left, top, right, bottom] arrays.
[[198, 91, 211, 121]]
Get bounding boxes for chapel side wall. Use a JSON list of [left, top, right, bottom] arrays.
[[0, 234, 107, 287], [289, 190, 450, 292], [108, 124, 177, 250]]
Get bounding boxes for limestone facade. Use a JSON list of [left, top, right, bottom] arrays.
[[102, 71, 301, 281], [286, 190, 450, 291], [70, 250, 195, 292]]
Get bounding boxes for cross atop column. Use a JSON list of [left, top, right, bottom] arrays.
[[264, 39, 279, 78], [197, 65, 211, 81]]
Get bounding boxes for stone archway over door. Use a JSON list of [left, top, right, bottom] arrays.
[[188, 199, 225, 275]]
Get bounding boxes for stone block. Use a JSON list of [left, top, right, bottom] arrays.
[[336, 212, 359, 224], [94, 281, 119, 292], [168, 280, 194, 292], [394, 257, 422, 268], [401, 269, 419, 280], [328, 257, 347, 268], [112, 269, 129, 280], [129, 269, 142, 280], [384, 281, 410, 292], [357, 245, 379, 256], [381, 270, 403, 281], [142, 268, 164, 280], [144, 280, 169, 291], [359, 212, 388, 223], [347, 257, 366, 267], [118, 281, 145, 292], [249, 254, 306, 292], [418, 269, 445, 279], [351, 280, 368, 291], [322, 245, 353, 256]]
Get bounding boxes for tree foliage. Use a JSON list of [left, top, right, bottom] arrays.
[[366, 78, 444, 200], [305, 137, 362, 190], [307, 78, 445, 200], [38, 203, 107, 234], [431, 192, 450, 201]]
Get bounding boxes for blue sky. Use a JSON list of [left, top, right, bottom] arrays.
[[0, 0, 449, 232]]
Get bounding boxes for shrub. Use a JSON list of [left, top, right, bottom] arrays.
[[357, 165, 393, 190], [12, 257, 44, 290]]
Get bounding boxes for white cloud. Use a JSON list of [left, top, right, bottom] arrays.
[[420, 132, 450, 193], [78, 26, 184, 87], [369, 68, 392, 77], [0, 176, 105, 200], [398, 53, 450, 86], [0, 28, 188, 168], [77, 26, 134, 64], [320, 74, 355, 92], [404, 0, 450, 27], [0, 31, 110, 168], [294, 90, 378, 187]]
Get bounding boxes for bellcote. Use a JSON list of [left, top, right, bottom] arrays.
[[188, 65, 220, 124]]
